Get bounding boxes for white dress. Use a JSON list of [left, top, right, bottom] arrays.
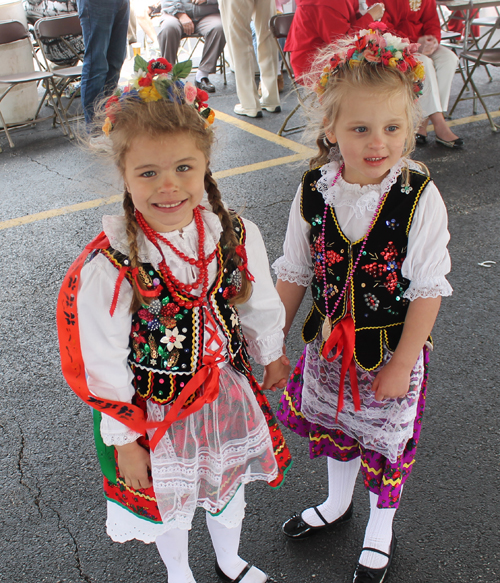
[[77, 202, 285, 541], [273, 158, 453, 463]]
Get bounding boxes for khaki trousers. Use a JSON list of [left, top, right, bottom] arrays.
[[158, 13, 225, 75], [219, 0, 279, 109], [418, 45, 459, 117]]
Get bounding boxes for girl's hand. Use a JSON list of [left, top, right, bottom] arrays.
[[262, 353, 291, 391], [115, 441, 152, 490], [371, 359, 411, 401]]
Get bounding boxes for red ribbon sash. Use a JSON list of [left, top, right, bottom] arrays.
[[321, 313, 361, 421], [57, 232, 224, 452]]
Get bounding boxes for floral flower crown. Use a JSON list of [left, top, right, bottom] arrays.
[[102, 55, 215, 136], [316, 23, 425, 98]]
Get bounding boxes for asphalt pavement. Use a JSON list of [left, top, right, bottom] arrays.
[[0, 63, 499, 583]]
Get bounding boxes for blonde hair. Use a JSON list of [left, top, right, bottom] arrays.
[[99, 97, 252, 312], [302, 38, 422, 175]]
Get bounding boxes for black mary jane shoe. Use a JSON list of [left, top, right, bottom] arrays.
[[282, 501, 353, 539], [352, 533, 397, 583], [435, 135, 464, 149], [415, 133, 427, 146], [215, 561, 275, 583], [195, 77, 215, 93]]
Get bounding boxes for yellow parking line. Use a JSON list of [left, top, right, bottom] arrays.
[[0, 106, 496, 232], [214, 110, 314, 156], [0, 151, 311, 231], [428, 109, 500, 131]]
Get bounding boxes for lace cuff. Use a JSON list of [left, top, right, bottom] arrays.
[[246, 330, 284, 366], [272, 256, 312, 287], [403, 277, 453, 300], [100, 413, 142, 446]]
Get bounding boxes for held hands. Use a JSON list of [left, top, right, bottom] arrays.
[[115, 441, 152, 490], [367, 3, 385, 21], [371, 359, 411, 402], [262, 353, 291, 391], [177, 13, 195, 35]]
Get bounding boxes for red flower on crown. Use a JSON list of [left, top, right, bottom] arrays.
[[138, 72, 153, 87], [147, 57, 173, 75]]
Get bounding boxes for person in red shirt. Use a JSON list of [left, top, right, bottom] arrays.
[[368, 0, 463, 147], [285, 0, 385, 82]]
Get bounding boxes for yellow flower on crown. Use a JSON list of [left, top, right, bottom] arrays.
[[138, 84, 162, 102], [414, 63, 425, 80], [102, 116, 113, 136], [388, 57, 398, 68], [349, 58, 362, 67]]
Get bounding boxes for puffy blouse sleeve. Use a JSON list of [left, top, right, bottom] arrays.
[[236, 219, 286, 366], [78, 254, 142, 446], [402, 180, 453, 300], [272, 184, 313, 287]]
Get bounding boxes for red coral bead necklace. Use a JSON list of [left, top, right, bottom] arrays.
[[135, 206, 216, 308]]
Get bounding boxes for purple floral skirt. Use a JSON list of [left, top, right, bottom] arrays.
[[276, 346, 429, 509]]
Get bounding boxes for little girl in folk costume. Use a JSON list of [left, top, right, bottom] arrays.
[[57, 56, 291, 583], [273, 25, 452, 583]]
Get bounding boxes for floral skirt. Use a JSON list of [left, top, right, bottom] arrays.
[[277, 346, 430, 509], [104, 364, 291, 540]]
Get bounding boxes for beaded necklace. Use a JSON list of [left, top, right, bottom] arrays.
[[321, 164, 390, 340], [135, 207, 216, 309]]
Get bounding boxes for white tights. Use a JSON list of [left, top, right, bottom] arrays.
[[155, 485, 266, 583], [301, 457, 398, 570]]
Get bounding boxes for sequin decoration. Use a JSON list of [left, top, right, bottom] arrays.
[[312, 214, 323, 226], [324, 283, 339, 299], [386, 218, 399, 230], [401, 184, 413, 194], [364, 292, 380, 311], [361, 242, 404, 294]]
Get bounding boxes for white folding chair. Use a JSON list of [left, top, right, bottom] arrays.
[[0, 20, 71, 150]]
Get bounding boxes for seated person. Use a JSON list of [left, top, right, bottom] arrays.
[[285, 0, 385, 82], [368, 0, 462, 148], [24, 0, 84, 66], [158, 0, 225, 92]]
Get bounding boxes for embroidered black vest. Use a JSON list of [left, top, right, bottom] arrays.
[[99, 215, 252, 405], [301, 166, 430, 370]]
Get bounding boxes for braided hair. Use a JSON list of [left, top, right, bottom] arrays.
[[99, 97, 252, 311]]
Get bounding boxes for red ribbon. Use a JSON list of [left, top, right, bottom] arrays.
[[235, 244, 255, 282], [321, 313, 361, 421], [57, 232, 226, 453], [109, 265, 161, 316], [146, 308, 225, 450]]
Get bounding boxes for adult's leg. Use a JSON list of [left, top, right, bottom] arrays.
[[106, 0, 130, 90], [253, 0, 279, 108], [156, 528, 196, 583], [195, 13, 225, 76], [416, 53, 460, 142], [219, 0, 260, 113], [157, 14, 183, 65], [431, 45, 459, 112], [77, 0, 128, 124], [206, 486, 267, 583]]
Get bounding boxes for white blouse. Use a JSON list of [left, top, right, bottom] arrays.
[[273, 158, 453, 300], [78, 202, 285, 444]]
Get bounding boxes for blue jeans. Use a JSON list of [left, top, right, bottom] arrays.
[[77, 0, 130, 124]]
